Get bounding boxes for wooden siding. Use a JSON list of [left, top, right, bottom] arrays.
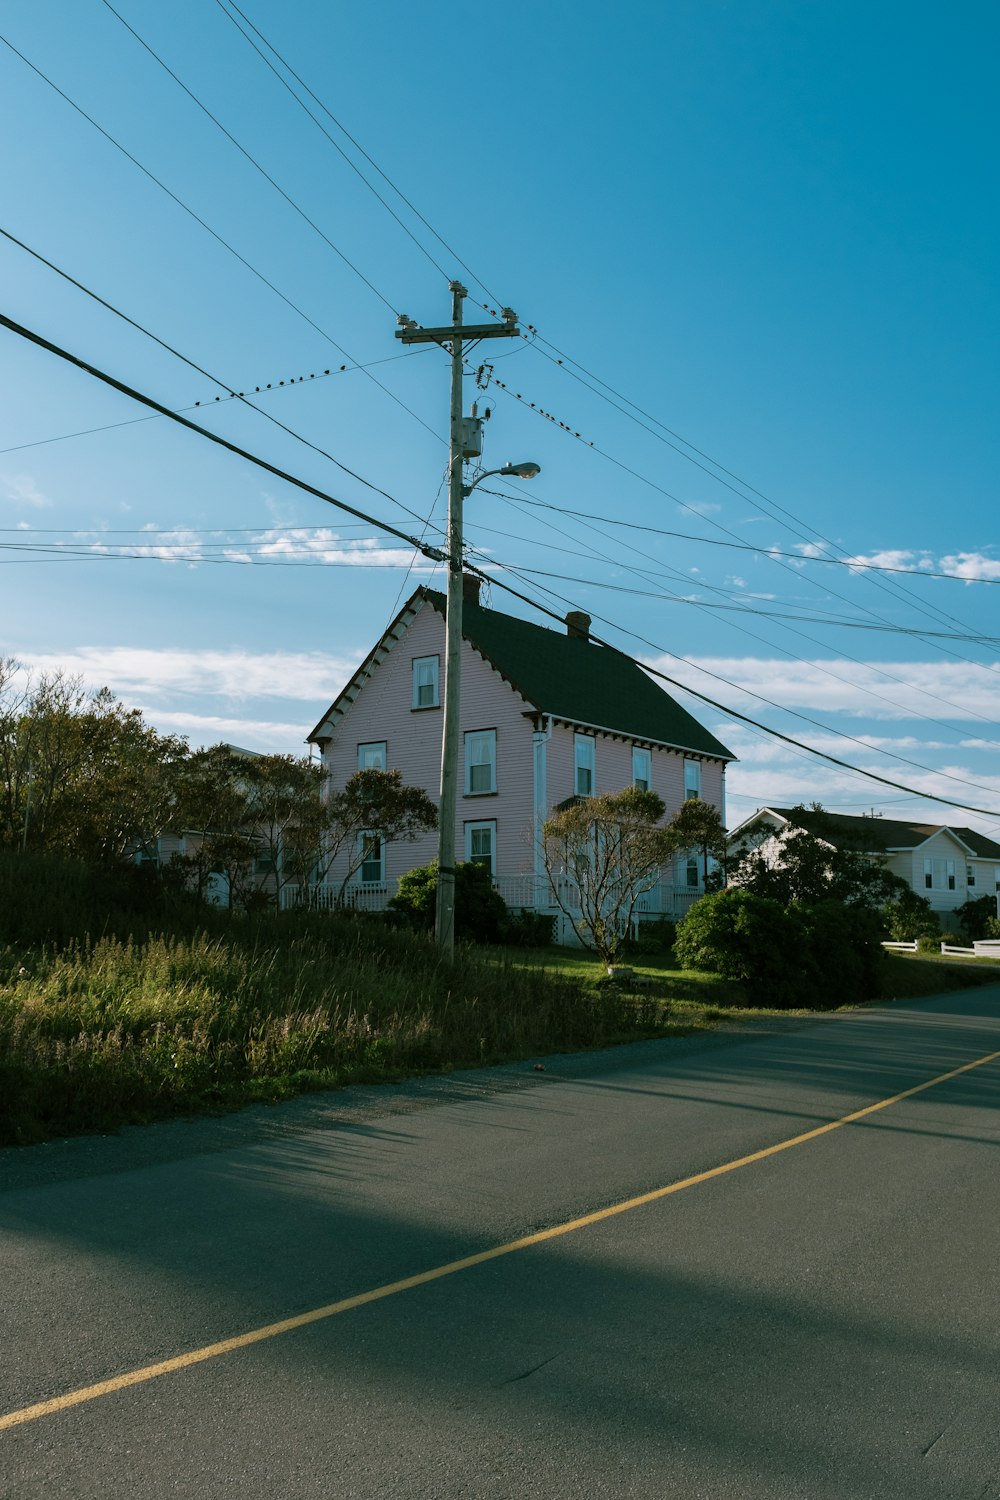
[[321, 599, 536, 883]]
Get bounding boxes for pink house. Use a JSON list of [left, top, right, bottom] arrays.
[[306, 582, 735, 934]]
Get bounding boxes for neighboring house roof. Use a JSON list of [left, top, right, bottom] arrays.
[[309, 587, 735, 761], [733, 806, 1000, 860]]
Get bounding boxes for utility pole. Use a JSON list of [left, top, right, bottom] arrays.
[[396, 284, 524, 953]]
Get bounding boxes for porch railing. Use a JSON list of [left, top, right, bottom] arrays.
[[281, 874, 704, 921]]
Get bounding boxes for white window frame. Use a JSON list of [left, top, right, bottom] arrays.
[[464, 729, 497, 795], [946, 859, 956, 891], [684, 758, 701, 800], [357, 741, 387, 772], [967, 863, 976, 888], [632, 746, 651, 792], [685, 854, 700, 889], [412, 655, 439, 709], [465, 820, 496, 877], [575, 733, 595, 797], [924, 857, 933, 890], [357, 830, 384, 885]]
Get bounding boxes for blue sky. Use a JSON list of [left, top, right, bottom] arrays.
[[2, 0, 998, 834]]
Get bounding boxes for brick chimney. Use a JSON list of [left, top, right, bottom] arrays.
[[565, 610, 591, 640], [462, 573, 481, 605]]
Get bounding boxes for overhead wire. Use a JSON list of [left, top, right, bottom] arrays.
[[4, 307, 999, 817], [98, 0, 400, 312], [0, 32, 443, 445], [0, 227, 436, 531]]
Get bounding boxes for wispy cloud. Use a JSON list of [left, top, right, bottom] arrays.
[[647, 654, 1000, 721], [2, 472, 51, 508], [17, 646, 364, 704]]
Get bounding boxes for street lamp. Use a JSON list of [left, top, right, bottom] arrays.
[[464, 461, 541, 496]]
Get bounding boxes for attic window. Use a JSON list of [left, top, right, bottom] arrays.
[[412, 656, 439, 709], [684, 758, 701, 800]]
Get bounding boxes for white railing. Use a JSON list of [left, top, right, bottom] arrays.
[[279, 873, 704, 924]]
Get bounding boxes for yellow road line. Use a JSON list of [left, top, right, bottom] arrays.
[[3, 1043, 999, 1432]]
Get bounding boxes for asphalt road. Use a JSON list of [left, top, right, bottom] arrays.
[[2, 987, 1000, 1500]]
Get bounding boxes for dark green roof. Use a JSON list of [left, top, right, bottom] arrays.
[[423, 589, 734, 761], [766, 807, 1000, 858]]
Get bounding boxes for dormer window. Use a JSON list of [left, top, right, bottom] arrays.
[[412, 656, 439, 709]]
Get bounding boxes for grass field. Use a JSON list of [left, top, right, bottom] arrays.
[[2, 906, 997, 1148]]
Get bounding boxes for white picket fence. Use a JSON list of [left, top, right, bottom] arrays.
[[883, 939, 1000, 959]]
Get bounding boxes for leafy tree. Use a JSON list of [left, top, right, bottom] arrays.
[[882, 886, 938, 942], [0, 661, 185, 865], [729, 804, 905, 910], [302, 769, 438, 909], [667, 797, 727, 889], [171, 745, 261, 908], [542, 788, 675, 964], [954, 894, 997, 943]]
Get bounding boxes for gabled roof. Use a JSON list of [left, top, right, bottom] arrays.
[[428, 589, 733, 758], [309, 587, 734, 760], [734, 806, 1000, 860]]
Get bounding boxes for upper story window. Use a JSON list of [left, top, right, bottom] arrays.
[[358, 741, 387, 772], [924, 857, 933, 890], [684, 758, 701, 800], [968, 863, 976, 888], [575, 733, 595, 797], [632, 747, 651, 792], [465, 729, 496, 794], [412, 655, 439, 709], [946, 859, 956, 891], [358, 831, 383, 884]]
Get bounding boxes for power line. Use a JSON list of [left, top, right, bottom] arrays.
[[212, 0, 500, 302], [497, 490, 1000, 588], [0, 309, 445, 560], [99, 0, 399, 313], [5, 305, 998, 819], [0, 227, 432, 529], [0, 32, 442, 445], [463, 562, 1000, 819], [481, 486, 1000, 736], [0, 346, 432, 457]]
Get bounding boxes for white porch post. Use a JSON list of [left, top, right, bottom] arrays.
[[532, 715, 551, 911]]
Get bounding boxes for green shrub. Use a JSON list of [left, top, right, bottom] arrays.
[[390, 860, 510, 943], [918, 934, 942, 955], [630, 917, 677, 955], [675, 889, 808, 1008], [799, 900, 885, 1007], [881, 887, 938, 942]]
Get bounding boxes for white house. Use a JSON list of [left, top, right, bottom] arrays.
[[727, 806, 1000, 918]]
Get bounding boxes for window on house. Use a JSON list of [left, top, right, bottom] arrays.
[[685, 855, 699, 888], [995, 865, 1000, 893], [924, 858, 933, 890], [358, 831, 383, 884], [254, 855, 276, 877], [684, 758, 701, 800], [465, 730, 496, 794], [947, 859, 956, 891], [968, 864, 976, 888], [412, 656, 439, 709], [575, 734, 595, 796], [465, 820, 496, 877], [632, 747, 651, 792], [358, 741, 387, 771]]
